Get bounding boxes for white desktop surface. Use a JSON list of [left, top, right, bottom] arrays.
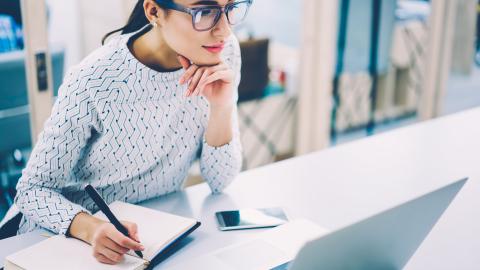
[[1, 108, 479, 269]]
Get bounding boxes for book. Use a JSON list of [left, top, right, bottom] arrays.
[[5, 201, 201, 270]]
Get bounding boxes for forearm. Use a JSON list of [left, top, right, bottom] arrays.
[[15, 180, 91, 235], [200, 104, 242, 193], [205, 104, 234, 147]]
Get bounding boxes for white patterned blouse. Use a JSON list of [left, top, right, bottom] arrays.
[[13, 26, 243, 235]]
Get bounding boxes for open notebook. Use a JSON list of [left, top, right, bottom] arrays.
[[5, 201, 201, 270]]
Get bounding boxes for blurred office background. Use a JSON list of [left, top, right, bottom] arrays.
[[1, 0, 479, 219]]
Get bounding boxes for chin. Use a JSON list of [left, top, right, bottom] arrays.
[[195, 58, 221, 66], [189, 52, 222, 66]]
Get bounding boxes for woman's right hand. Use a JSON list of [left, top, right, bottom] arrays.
[[69, 212, 145, 265], [90, 221, 145, 264]]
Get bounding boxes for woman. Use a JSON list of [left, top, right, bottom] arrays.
[[10, 0, 250, 264]]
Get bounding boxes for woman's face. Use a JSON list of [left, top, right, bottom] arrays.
[[159, 0, 233, 66]]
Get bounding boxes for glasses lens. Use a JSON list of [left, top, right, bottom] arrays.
[[227, 2, 250, 25], [193, 8, 221, 31]]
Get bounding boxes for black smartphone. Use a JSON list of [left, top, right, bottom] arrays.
[[215, 207, 288, 231]]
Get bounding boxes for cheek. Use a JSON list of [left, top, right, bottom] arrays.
[[163, 21, 194, 51], [163, 20, 222, 65]]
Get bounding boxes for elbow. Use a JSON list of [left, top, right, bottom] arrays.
[[14, 179, 32, 211], [13, 174, 44, 211], [206, 165, 241, 194]]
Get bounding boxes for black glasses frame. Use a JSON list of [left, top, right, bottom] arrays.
[[155, 0, 253, 31]]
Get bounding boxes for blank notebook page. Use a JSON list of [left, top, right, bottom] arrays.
[[5, 234, 145, 270]]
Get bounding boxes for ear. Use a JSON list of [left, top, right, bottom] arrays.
[[143, 0, 167, 26]]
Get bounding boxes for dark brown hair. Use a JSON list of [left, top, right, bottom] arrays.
[[102, 0, 170, 45]]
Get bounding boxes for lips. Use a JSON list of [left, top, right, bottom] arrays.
[[202, 43, 224, 53]]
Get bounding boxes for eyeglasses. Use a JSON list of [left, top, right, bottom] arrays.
[[156, 0, 253, 31]]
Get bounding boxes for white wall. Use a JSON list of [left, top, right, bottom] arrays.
[[241, 0, 301, 47], [46, 0, 83, 70], [46, 0, 135, 70], [77, 0, 134, 55]]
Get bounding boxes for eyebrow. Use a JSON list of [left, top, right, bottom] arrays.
[[191, 0, 233, 6], [191, 1, 219, 5]]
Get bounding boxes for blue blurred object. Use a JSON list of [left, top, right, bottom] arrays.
[[0, 46, 65, 209], [475, 1, 479, 66], [238, 0, 397, 72], [396, 0, 430, 22], [0, 45, 65, 154], [339, 0, 397, 74], [0, 14, 22, 53]]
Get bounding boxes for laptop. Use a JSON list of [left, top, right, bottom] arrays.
[[167, 177, 467, 270]]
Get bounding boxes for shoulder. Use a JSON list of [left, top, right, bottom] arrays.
[[53, 40, 128, 118], [59, 35, 130, 99], [64, 35, 129, 83]]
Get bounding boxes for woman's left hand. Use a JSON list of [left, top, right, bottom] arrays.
[[177, 55, 235, 109]]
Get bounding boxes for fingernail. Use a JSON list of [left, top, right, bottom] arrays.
[[140, 245, 145, 250]]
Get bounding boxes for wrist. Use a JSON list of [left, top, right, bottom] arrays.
[[210, 103, 234, 115], [206, 104, 234, 147], [69, 212, 106, 244]]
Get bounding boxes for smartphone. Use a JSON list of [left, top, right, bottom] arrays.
[[215, 207, 288, 231]]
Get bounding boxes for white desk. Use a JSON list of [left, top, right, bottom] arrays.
[[1, 107, 479, 269]]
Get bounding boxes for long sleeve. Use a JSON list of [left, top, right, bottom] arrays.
[[200, 35, 243, 193], [14, 67, 100, 235]]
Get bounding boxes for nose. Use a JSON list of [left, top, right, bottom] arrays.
[[212, 13, 231, 39]]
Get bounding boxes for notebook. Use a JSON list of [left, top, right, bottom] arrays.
[[4, 201, 201, 270]]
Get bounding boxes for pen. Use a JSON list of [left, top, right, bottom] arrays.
[[85, 184, 144, 258]]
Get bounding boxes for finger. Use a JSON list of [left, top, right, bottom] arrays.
[[191, 69, 210, 96], [179, 64, 199, 85], [193, 63, 227, 96], [194, 69, 212, 96], [121, 221, 140, 242], [199, 70, 233, 90], [97, 246, 124, 263], [200, 64, 227, 81], [196, 65, 228, 95], [177, 55, 191, 70], [100, 248, 123, 263], [181, 61, 225, 86], [95, 253, 117, 265], [187, 68, 206, 96], [108, 227, 145, 251], [215, 62, 228, 70], [104, 237, 130, 254]]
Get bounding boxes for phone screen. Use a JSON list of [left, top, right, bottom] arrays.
[[216, 207, 288, 231]]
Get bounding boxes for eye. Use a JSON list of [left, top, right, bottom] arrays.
[[199, 8, 215, 17]]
